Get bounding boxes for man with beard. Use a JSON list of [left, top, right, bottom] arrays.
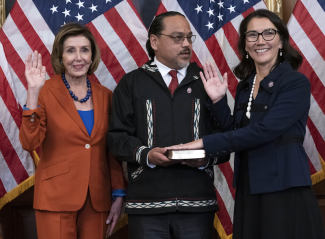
[[108, 11, 226, 239]]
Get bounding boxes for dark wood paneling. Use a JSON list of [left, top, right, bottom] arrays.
[[0, 187, 36, 239], [313, 179, 325, 228]]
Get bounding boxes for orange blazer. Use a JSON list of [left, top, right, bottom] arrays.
[[19, 75, 126, 212]]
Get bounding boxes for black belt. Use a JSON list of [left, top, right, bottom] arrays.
[[273, 134, 304, 145], [236, 103, 268, 112]]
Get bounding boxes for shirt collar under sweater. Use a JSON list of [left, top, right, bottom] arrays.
[[151, 57, 188, 87]]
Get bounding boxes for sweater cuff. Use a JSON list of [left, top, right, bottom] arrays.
[[206, 157, 218, 167], [135, 146, 151, 168]]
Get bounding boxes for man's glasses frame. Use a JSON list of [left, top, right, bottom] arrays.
[[160, 34, 196, 44], [244, 29, 279, 42]]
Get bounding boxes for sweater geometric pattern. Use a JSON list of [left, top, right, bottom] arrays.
[[141, 64, 159, 72], [146, 99, 153, 148], [126, 199, 218, 209], [131, 166, 144, 180], [194, 98, 200, 140]]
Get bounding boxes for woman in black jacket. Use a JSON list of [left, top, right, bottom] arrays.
[[168, 9, 325, 239]]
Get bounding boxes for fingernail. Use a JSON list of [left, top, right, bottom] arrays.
[[106, 220, 110, 224]]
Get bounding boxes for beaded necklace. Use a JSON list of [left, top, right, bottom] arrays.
[[62, 74, 92, 103], [246, 74, 256, 119]]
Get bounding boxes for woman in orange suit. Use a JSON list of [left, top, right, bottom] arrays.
[[19, 23, 126, 239]]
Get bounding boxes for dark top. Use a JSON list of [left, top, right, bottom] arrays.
[[108, 61, 228, 214], [203, 60, 312, 194]]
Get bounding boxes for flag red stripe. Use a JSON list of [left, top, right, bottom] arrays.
[[205, 35, 238, 98], [87, 22, 126, 84], [218, 163, 236, 199], [156, 2, 167, 16], [0, 179, 7, 198], [103, 8, 148, 67], [215, 189, 233, 236], [0, 179, 6, 198], [289, 36, 325, 115], [242, 7, 255, 18], [0, 67, 22, 128], [298, 57, 325, 114], [0, 30, 27, 89], [307, 117, 325, 161], [190, 51, 203, 68], [293, 1, 325, 61], [10, 4, 54, 77], [0, 124, 29, 184], [222, 22, 240, 59]]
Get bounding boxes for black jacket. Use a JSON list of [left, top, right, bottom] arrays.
[[203, 60, 312, 194], [108, 61, 226, 214]]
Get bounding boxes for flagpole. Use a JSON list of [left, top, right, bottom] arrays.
[[0, 0, 4, 29], [265, 0, 283, 19]]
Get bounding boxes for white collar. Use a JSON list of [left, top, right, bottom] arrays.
[[152, 57, 188, 78]]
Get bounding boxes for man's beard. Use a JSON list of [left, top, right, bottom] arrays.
[[173, 47, 191, 69]]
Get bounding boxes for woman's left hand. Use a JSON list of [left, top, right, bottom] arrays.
[[106, 197, 124, 237], [166, 139, 204, 150]]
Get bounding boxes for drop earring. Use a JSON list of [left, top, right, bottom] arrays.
[[246, 53, 249, 59], [279, 49, 282, 57]]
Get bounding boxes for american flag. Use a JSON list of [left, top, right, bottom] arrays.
[[0, 0, 324, 238], [288, 0, 325, 185]]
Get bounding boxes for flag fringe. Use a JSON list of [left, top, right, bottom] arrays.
[[214, 215, 233, 239], [0, 151, 40, 211], [0, 175, 35, 210], [311, 154, 325, 185], [110, 214, 128, 237], [32, 150, 40, 167]]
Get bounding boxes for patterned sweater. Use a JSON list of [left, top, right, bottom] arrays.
[[108, 61, 228, 214]]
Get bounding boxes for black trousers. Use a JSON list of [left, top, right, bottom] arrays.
[[128, 211, 215, 239]]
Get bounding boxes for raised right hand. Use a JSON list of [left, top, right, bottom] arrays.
[[25, 51, 46, 109], [148, 147, 179, 167], [200, 62, 228, 104], [25, 50, 46, 90]]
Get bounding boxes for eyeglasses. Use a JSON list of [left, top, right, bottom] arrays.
[[244, 29, 279, 42], [160, 34, 196, 44]]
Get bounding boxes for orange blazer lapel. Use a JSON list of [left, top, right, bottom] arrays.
[[48, 75, 89, 136], [90, 81, 104, 138]]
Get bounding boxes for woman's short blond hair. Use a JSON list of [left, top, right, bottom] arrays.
[[51, 22, 101, 75]]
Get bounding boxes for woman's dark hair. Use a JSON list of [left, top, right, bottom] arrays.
[[51, 22, 100, 75], [146, 11, 185, 60], [233, 9, 303, 80]]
